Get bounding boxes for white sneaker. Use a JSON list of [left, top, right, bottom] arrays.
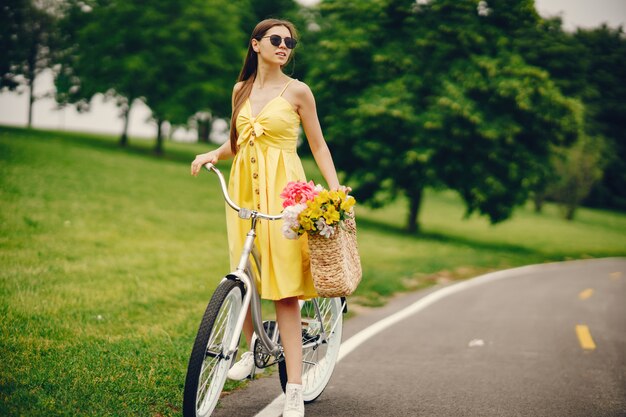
[[283, 383, 305, 417], [227, 351, 263, 380]]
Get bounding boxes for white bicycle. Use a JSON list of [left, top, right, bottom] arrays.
[[182, 163, 345, 417]]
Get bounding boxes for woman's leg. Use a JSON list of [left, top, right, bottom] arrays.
[[241, 306, 254, 348], [227, 307, 256, 380], [275, 297, 302, 384]]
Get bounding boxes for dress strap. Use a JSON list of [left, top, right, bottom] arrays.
[[279, 79, 296, 96]]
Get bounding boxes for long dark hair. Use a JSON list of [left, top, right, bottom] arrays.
[[229, 19, 298, 154]]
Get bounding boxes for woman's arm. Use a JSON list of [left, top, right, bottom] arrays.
[[190, 132, 234, 176], [294, 82, 341, 190]]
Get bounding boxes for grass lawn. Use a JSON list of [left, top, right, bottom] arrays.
[[1, 126, 625, 416]]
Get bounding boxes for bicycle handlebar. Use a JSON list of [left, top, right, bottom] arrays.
[[203, 163, 283, 221]]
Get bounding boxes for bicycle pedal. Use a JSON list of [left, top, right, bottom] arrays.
[[302, 329, 320, 344]]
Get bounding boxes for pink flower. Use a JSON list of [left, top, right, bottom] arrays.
[[280, 181, 319, 208]]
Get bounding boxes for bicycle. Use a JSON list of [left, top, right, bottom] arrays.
[[183, 163, 346, 417]]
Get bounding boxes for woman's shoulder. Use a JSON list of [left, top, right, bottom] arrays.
[[289, 79, 312, 94], [283, 79, 316, 113], [233, 81, 246, 94], [288, 79, 315, 102]]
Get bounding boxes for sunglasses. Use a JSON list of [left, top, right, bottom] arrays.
[[261, 34, 297, 49]]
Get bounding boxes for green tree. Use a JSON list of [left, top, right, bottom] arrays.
[[546, 135, 606, 220], [134, 0, 245, 153], [574, 26, 626, 210], [511, 16, 587, 213], [55, 0, 245, 152], [56, 0, 152, 146], [1, 0, 57, 127], [250, 0, 298, 22], [309, 0, 581, 232], [517, 20, 626, 212]]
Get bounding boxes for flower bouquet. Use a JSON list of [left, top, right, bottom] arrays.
[[280, 181, 362, 297]]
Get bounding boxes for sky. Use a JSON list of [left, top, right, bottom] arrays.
[[1, 0, 624, 139], [534, 0, 626, 30]]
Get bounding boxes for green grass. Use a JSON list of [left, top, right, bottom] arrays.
[[1, 126, 625, 416]]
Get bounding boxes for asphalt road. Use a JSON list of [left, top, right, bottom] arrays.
[[211, 258, 626, 417]]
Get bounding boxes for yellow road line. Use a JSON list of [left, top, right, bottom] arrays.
[[576, 325, 596, 350], [578, 288, 594, 300]]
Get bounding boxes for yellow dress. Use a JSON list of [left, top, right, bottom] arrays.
[[226, 79, 317, 300]]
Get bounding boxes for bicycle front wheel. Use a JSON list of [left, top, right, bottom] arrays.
[[279, 297, 344, 403], [183, 279, 244, 417]]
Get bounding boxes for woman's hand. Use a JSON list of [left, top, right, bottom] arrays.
[[190, 151, 219, 176]]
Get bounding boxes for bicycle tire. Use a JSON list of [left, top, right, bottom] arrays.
[[183, 279, 244, 417], [279, 297, 343, 403]]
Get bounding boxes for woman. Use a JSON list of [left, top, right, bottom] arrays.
[[190, 19, 341, 417]]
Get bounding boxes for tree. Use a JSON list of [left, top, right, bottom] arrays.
[[545, 135, 606, 220], [574, 26, 626, 210], [138, 0, 245, 154], [55, 0, 149, 146], [55, 0, 245, 152], [1, 0, 57, 127], [516, 20, 626, 212], [308, 0, 581, 232]]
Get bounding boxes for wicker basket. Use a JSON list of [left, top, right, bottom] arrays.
[[308, 216, 362, 298]]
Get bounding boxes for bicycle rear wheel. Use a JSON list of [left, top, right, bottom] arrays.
[[183, 279, 244, 417], [279, 297, 343, 403]]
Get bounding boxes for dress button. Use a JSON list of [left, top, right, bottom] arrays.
[[257, 204, 261, 209], [255, 188, 260, 195], [251, 157, 256, 163], [253, 173, 258, 179], [251, 131, 256, 137], [249, 140, 255, 147]]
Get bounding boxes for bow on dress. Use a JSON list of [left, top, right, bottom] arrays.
[[237, 116, 264, 147]]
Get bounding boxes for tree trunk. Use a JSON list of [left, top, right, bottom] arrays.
[[27, 78, 35, 128], [564, 204, 576, 221], [154, 119, 164, 155], [26, 26, 39, 129], [406, 187, 424, 233], [533, 192, 544, 213], [197, 117, 212, 143], [26, 61, 36, 128], [119, 100, 132, 147]]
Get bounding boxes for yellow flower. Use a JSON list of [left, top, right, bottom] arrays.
[[306, 202, 324, 220], [316, 190, 330, 202], [299, 210, 314, 231], [337, 190, 347, 202], [323, 204, 340, 224], [340, 196, 356, 212]]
